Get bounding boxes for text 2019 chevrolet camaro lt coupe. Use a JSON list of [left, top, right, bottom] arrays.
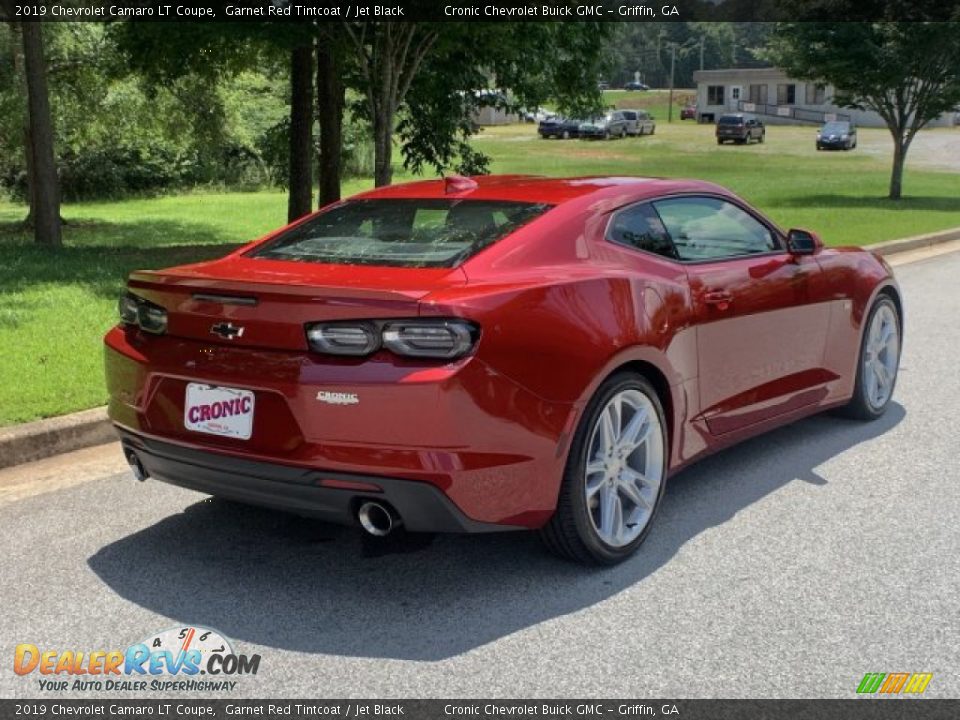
[[105, 175, 902, 564]]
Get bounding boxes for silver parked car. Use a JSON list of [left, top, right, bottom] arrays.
[[579, 111, 629, 139], [620, 110, 656, 136]]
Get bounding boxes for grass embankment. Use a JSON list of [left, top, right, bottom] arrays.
[[2, 97, 958, 424]]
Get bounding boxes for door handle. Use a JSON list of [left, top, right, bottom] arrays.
[[704, 290, 733, 309]]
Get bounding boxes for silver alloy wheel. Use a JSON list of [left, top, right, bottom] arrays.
[[584, 389, 664, 547], [863, 303, 900, 409]]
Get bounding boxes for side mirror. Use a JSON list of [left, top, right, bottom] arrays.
[[786, 228, 824, 256]]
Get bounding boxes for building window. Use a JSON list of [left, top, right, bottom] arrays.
[[777, 84, 797, 105], [806, 83, 826, 105], [748, 84, 768, 104], [730, 87, 741, 101], [707, 85, 725, 105]]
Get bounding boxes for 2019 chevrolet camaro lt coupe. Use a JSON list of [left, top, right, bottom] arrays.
[[105, 175, 902, 565]]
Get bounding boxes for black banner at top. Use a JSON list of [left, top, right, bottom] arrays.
[[4, 0, 960, 22]]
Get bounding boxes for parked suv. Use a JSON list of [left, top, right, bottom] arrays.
[[620, 110, 656, 136], [817, 120, 857, 151], [579, 112, 629, 139], [716, 114, 765, 144]]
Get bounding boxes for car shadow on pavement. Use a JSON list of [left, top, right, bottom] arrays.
[[88, 403, 904, 661]]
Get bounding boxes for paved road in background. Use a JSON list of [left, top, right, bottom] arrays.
[[2, 251, 958, 699]]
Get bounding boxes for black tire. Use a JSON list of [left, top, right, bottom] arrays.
[[717, 138, 724, 145], [839, 295, 901, 421], [540, 372, 669, 565], [649, 126, 655, 135], [758, 132, 764, 144]]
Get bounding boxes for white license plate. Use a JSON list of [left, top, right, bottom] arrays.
[[184, 383, 255, 440]]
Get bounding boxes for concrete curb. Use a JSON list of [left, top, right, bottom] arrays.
[[0, 407, 116, 471], [2, 225, 959, 471], [869, 226, 960, 256]]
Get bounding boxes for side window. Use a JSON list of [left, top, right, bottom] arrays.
[[607, 203, 677, 260], [650, 197, 778, 261]]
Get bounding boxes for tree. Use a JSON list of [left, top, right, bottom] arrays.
[[316, 31, 346, 207], [20, 21, 61, 246], [112, 22, 315, 217], [287, 44, 313, 221], [343, 23, 438, 187], [768, 20, 960, 199], [346, 21, 611, 187]]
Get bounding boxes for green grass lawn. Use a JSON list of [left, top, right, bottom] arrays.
[[2, 116, 959, 426]]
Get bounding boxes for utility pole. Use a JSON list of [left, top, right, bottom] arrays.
[[668, 43, 676, 123], [699, 37, 705, 71]]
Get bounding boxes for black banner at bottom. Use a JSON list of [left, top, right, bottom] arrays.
[[2, 700, 959, 720]]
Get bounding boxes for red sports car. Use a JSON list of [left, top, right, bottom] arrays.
[[104, 175, 902, 565]]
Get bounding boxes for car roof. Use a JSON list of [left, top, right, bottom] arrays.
[[352, 175, 726, 205]]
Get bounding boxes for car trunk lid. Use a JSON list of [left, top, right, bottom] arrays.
[[127, 256, 467, 352]]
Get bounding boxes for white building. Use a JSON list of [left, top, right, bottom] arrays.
[[693, 67, 956, 128]]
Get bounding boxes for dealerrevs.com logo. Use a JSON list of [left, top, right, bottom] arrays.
[[14, 626, 260, 693]]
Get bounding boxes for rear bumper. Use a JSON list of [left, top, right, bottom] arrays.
[[104, 326, 574, 529], [119, 428, 521, 533]]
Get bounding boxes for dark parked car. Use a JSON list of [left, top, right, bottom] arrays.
[[817, 121, 857, 151], [538, 117, 582, 139], [716, 114, 765, 144], [680, 104, 697, 120], [624, 81, 649, 91], [580, 112, 630, 139], [620, 110, 656, 136]]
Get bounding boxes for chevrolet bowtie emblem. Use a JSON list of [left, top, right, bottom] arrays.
[[210, 322, 245, 340]]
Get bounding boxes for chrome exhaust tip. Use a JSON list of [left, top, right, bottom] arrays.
[[125, 451, 148, 482], [357, 501, 397, 537]]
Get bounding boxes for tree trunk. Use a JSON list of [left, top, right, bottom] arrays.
[[889, 138, 906, 200], [287, 45, 314, 223], [22, 126, 36, 226], [372, 107, 394, 187], [316, 40, 344, 208], [21, 21, 60, 247]]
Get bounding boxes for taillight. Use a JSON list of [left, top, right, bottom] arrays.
[[382, 320, 477, 359], [305, 319, 478, 360], [306, 322, 380, 356], [118, 292, 167, 335]]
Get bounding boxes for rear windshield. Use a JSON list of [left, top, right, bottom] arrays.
[[718, 115, 745, 125], [248, 199, 552, 268]]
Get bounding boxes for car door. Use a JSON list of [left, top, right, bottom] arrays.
[[611, 112, 626, 135], [636, 112, 649, 133], [650, 195, 831, 435]]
